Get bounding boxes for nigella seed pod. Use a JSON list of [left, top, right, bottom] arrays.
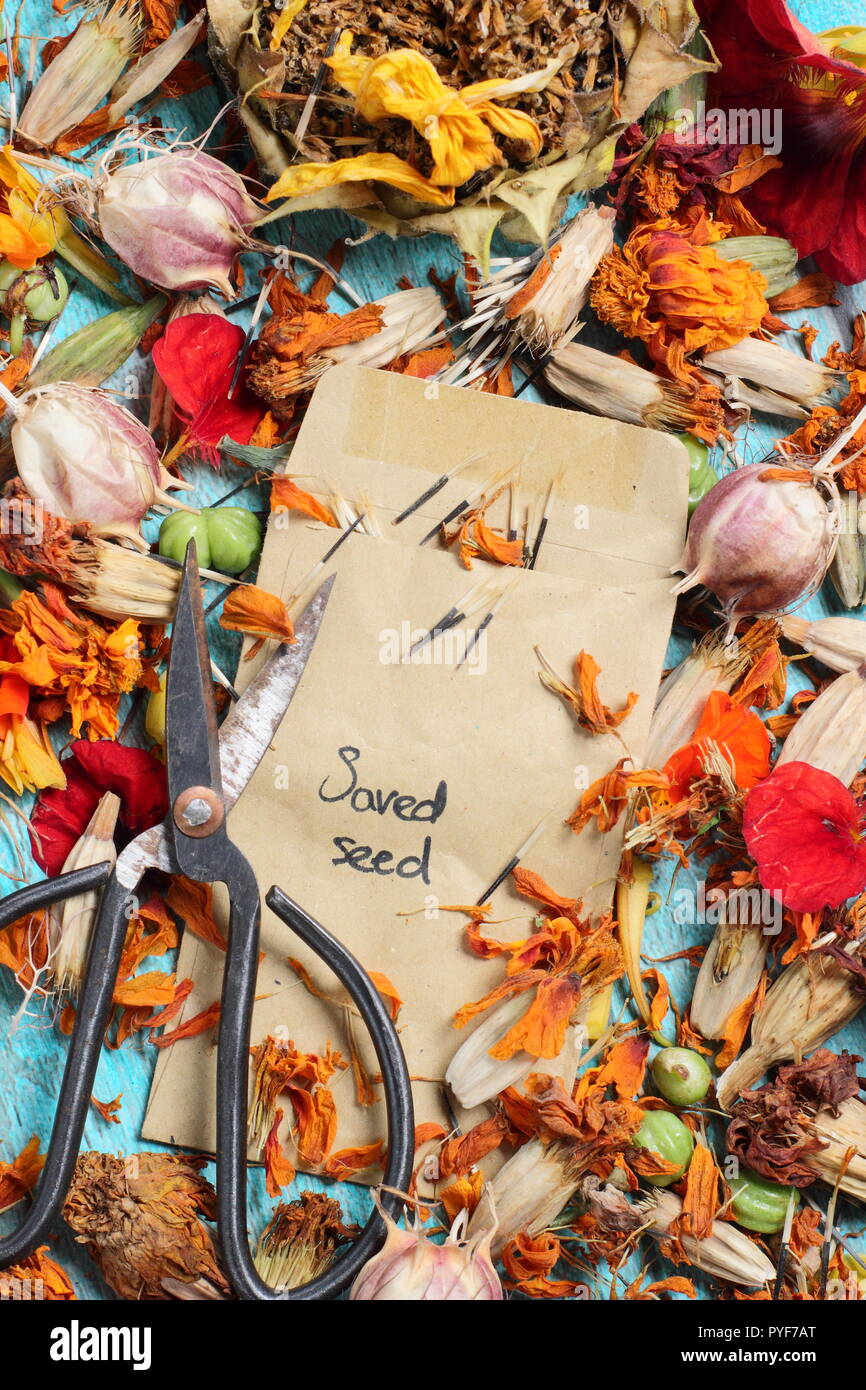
[[349, 1203, 502, 1301], [97, 151, 259, 296], [2, 381, 194, 549], [673, 462, 837, 621]]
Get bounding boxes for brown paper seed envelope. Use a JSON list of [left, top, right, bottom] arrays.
[[144, 524, 679, 1165], [275, 364, 690, 585]]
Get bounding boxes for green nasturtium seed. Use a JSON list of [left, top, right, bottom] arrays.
[[633, 1109, 694, 1186], [651, 1046, 713, 1106], [728, 1169, 798, 1234], [677, 433, 718, 515], [159, 507, 262, 574]]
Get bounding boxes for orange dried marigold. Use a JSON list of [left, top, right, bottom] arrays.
[[591, 216, 768, 383]]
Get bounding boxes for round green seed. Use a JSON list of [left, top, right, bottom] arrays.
[[651, 1046, 713, 1106]]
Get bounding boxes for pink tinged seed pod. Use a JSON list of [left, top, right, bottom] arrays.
[[8, 382, 194, 549], [349, 1207, 502, 1301], [673, 462, 837, 620], [97, 151, 259, 297]]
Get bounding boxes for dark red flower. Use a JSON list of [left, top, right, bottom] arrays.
[[698, 0, 866, 283], [151, 314, 264, 466], [742, 760, 866, 913], [30, 741, 167, 875]]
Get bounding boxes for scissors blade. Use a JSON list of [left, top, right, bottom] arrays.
[[115, 572, 336, 891], [218, 573, 336, 810], [166, 541, 223, 807]]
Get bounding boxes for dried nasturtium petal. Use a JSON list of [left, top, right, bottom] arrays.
[[0, 1136, 44, 1213], [220, 584, 294, 648], [743, 761, 866, 912]]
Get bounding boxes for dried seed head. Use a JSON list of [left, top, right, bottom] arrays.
[[717, 947, 866, 1110], [254, 1192, 359, 1290], [690, 922, 767, 1042], [645, 1189, 775, 1286], [780, 613, 866, 675], [776, 664, 866, 785], [713, 236, 798, 299], [829, 492, 866, 607], [329, 287, 446, 373], [507, 207, 615, 353]]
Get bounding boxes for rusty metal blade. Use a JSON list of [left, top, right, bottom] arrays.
[[217, 574, 336, 811]]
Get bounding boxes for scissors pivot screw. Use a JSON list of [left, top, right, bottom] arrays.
[[173, 786, 225, 838]]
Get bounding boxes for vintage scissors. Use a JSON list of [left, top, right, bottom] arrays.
[[0, 543, 414, 1299]]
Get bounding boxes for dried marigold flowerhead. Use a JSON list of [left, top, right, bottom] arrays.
[[643, 1189, 775, 1287], [545, 341, 724, 444], [62, 1151, 230, 1300], [254, 1192, 359, 1291], [97, 151, 259, 297], [18, 0, 141, 148], [590, 218, 769, 381], [716, 941, 866, 1109], [3, 381, 193, 549], [349, 1200, 502, 1301]]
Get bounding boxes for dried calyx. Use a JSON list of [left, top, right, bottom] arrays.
[[545, 340, 723, 440]]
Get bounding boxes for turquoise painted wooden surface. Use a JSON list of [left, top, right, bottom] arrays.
[[1, 0, 866, 1300]]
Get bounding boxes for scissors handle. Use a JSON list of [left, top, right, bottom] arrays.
[[215, 848, 415, 1300], [0, 864, 130, 1267]]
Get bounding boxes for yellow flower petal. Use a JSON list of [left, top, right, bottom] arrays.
[[0, 714, 66, 794], [270, 0, 309, 51], [0, 211, 51, 269], [266, 152, 454, 207]]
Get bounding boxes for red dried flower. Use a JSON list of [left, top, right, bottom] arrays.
[[742, 760, 866, 912], [151, 315, 264, 465], [30, 740, 167, 875]]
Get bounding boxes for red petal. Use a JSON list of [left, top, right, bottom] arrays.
[[152, 315, 264, 452], [743, 761, 866, 912], [699, 0, 866, 283], [29, 741, 167, 875]]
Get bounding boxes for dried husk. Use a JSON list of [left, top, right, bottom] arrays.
[[466, 1137, 582, 1259], [50, 792, 120, 998], [716, 947, 866, 1110], [446, 993, 584, 1111], [616, 857, 655, 1028], [545, 340, 718, 434], [29, 296, 166, 391], [690, 922, 767, 1042], [809, 1096, 866, 1200], [701, 337, 839, 410], [776, 664, 866, 786], [780, 614, 866, 675], [643, 631, 751, 769], [829, 490, 866, 607], [645, 1189, 775, 1286]]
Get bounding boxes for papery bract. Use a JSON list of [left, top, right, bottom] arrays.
[[743, 760, 866, 912], [349, 1207, 502, 1301], [97, 151, 258, 296], [151, 314, 264, 464]]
